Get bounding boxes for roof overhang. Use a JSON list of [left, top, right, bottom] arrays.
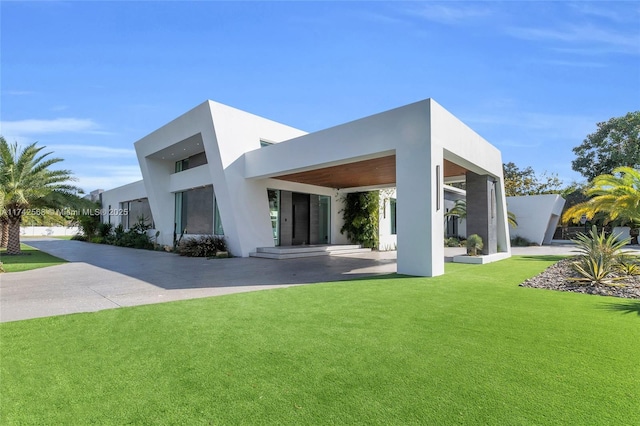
[[272, 155, 469, 190]]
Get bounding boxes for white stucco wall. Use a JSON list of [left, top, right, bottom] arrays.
[[507, 194, 566, 245]]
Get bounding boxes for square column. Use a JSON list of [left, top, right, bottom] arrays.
[[396, 147, 444, 277], [466, 172, 498, 255]]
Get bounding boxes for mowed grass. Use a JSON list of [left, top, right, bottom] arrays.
[[0, 243, 66, 272], [1, 256, 639, 424]]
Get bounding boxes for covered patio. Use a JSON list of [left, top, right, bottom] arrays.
[[243, 99, 511, 277]]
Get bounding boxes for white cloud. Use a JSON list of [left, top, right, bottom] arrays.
[[536, 59, 607, 68], [0, 118, 104, 135], [570, 3, 640, 24], [506, 24, 640, 55], [407, 3, 492, 24], [356, 10, 407, 26], [47, 144, 136, 158], [2, 90, 35, 96], [75, 165, 142, 192], [494, 139, 542, 149], [464, 111, 596, 141]]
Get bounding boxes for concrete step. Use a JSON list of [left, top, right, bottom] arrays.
[[250, 251, 332, 260], [250, 244, 371, 260], [255, 244, 362, 254], [327, 248, 373, 256]]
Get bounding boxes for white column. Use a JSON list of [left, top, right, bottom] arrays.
[[396, 145, 444, 277]]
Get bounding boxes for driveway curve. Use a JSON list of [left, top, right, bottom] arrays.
[[1, 238, 396, 322]]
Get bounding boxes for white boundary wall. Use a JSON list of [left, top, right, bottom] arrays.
[[20, 226, 79, 237], [507, 194, 566, 245]]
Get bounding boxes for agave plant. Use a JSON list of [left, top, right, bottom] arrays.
[[466, 234, 484, 256], [616, 254, 640, 276], [569, 225, 630, 285]]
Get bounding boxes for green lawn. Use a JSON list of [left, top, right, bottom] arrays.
[[20, 235, 75, 240], [0, 243, 67, 272], [1, 256, 639, 424]]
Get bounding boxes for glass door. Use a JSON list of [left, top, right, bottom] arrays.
[[318, 195, 330, 244], [268, 189, 280, 246]]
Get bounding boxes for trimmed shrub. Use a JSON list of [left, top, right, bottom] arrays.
[[98, 222, 113, 239], [107, 217, 154, 249], [511, 236, 532, 247], [445, 237, 462, 247], [178, 235, 228, 258]]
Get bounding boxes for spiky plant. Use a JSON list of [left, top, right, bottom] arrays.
[[569, 225, 630, 285], [466, 234, 484, 256], [616, 254, 640, 276]]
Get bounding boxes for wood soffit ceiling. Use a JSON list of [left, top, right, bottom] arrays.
[[273, 155, 468, 189]]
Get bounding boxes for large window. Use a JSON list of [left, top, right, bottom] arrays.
[[268, 189, 280, 245], [318, 195, 330, 243], [390, 198, 397, 235], [120, 198, 154, 229], [174, 185, 224, 235], [174, 151, 207, 173]]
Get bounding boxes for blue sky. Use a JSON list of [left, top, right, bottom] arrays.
[[1, 1, 639, 193]]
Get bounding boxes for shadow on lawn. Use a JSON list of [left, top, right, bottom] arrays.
[[515, 255, 567, 262], [600, 300, 640, 316]]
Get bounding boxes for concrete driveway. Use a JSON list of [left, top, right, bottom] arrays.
[[1, 238, 397, 322], [3, 238, 619, 323]]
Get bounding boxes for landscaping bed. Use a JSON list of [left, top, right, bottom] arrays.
[[520, 257, 640, 299]]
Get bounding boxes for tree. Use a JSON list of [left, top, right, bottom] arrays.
[[0, 137, 78, 254], [572, 111, 640, 181], [445, 199, 518, 227], [562, 167, 640, 226], [503, 162, 563, 196], [0, 188, 6, 248]]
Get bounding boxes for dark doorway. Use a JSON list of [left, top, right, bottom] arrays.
[[291, 192, 310, 245]]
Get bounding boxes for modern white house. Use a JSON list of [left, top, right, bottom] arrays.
[[100, 99, 512, 277]]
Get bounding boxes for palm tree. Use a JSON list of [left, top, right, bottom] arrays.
[[562, 166, 640, 226], [0, 137, 78, 254], [445, 199, 518, 227], [0, 188, 7, 248]]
